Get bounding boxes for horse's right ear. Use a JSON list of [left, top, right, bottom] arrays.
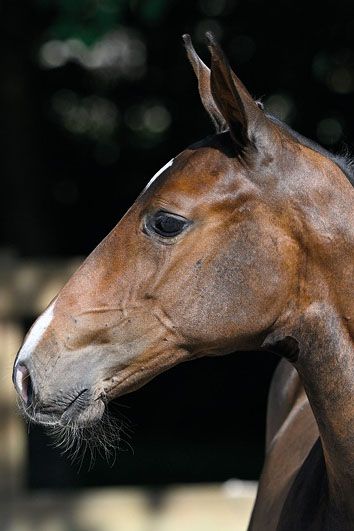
[[206, 32, 271, 151]]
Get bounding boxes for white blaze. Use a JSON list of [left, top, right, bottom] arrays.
[[143, 158, 174, 193], [16, 302, 55, 364]]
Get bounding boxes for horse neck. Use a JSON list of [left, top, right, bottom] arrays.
[[267, 166, 354, 513]]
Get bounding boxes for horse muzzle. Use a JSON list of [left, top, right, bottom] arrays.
[[13, 361, 105, 427]]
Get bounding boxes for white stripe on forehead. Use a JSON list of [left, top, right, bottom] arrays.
[[16, 301, 55, 364], [143, 158, 174, 193]]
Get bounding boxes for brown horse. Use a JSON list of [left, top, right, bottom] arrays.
[[13, 33, 354, 530]]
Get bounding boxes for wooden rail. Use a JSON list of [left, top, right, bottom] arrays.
[[0, 256, 82, 498], [0, 484, 256, 531]]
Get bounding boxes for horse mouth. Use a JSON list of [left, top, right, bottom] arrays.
[[21, 389, 106, 428]]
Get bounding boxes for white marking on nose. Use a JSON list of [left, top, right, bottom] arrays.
[[16, 302, 55, 364], [143, 158, 174, 193]]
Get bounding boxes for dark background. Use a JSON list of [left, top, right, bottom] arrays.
[[1, 0, 354, 489]]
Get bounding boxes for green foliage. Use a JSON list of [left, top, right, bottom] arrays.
[[37, 0, 170, 43], [138, 0, 170, 23], [37, 0, 129, 43]]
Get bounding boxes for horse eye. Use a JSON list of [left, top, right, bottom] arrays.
[[145, 211, 189, 238]]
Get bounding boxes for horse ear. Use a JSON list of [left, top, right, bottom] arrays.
[[182, 34, 226, 133], [206, 32, 269, 149]]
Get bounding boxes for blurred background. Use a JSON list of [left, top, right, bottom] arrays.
[[1, 0, 354, 529]]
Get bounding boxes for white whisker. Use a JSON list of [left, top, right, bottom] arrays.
[[45, 405, 133, 469]]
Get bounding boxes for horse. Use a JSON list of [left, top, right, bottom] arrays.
[[12, 33, 354, 530]]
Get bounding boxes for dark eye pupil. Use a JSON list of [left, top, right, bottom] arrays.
[[148, 211, 188, 237], [155, 215, 182, 234]]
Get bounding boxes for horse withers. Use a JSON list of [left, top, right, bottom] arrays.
[[12, 33, 354, 530]]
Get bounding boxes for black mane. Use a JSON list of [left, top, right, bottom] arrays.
[[269, 115, 354, 187]]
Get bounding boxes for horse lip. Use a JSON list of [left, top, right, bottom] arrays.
[[62, 388, 89, 414], [21, 408, 62, 427]]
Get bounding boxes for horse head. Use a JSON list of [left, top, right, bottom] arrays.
[[13, 34, 352, 430]]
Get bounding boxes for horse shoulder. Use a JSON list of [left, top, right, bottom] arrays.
[[248, 359, 319, 530], [276, 438, 353, 530], [266, 358, 306, 449]]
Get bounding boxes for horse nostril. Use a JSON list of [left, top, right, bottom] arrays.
[[14, 364, 34, 406]]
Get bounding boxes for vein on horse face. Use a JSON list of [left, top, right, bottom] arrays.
[[152, 306, 180, 337], [76, 307, 137, 316]]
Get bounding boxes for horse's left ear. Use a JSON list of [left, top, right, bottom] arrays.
[[206, 32, 271, 150], [183, 34, 226, 133]]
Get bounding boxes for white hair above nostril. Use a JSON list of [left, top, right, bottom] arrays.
[[16, 302, 55, 364]]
